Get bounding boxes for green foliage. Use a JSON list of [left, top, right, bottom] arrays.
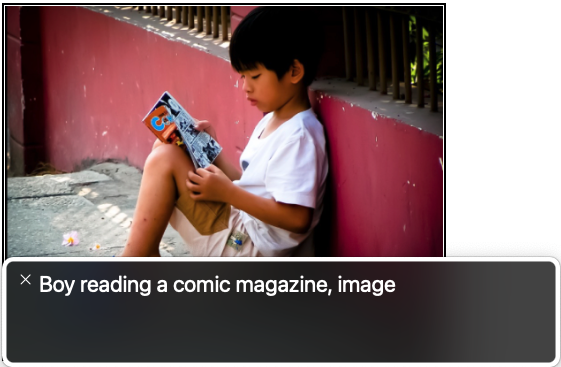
[[409, 16, 443, 94]]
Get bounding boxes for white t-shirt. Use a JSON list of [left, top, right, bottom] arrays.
[[233, 108, 328, 256]]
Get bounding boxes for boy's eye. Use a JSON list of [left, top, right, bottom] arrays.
[[251, 74, 261, 80]]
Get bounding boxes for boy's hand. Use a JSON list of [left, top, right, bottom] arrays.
[[192, 119, 242, 181], [186, 164, 233, 202], [193, 119, 218, 141]]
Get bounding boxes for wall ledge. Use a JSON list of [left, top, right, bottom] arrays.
[[85, 6, 231, 62], [311, 78, 443, 137], [86, 6, 443, 137]]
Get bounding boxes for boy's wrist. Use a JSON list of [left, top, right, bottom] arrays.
[[214, 151, 225, 166], [214, 153, 242, 181], [224, 181, 239, 205]]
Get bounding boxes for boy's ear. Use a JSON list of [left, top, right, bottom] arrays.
[[290, 59, 305, 84]]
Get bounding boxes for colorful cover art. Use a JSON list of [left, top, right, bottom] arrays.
[[142, 92, 222, 169]]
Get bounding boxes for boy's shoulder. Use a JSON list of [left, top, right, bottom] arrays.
[[286, 109, 325, 144], [265, 108, 324, 142]]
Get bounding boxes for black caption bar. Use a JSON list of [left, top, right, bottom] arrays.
[[2, 259, 559, 363]]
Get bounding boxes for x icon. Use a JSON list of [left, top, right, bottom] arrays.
[[20, 274, 31, 285]]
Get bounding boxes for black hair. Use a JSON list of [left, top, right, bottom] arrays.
[[229, 6, 324, 87]]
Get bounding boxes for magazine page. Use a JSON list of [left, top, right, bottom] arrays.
[[143, 92, 222, 169]]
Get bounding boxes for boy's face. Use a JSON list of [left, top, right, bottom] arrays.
[[240, 63, 293, 113]]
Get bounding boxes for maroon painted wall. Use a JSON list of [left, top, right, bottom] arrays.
[[12, 6, 443, 257], [38, 6, 262, 172], [310, 94, 443, 257]]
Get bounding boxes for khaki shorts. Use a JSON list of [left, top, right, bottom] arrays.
[[169, 192, 261, 257]]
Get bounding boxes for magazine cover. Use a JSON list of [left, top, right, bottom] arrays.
[[142, 91, 222, 169]]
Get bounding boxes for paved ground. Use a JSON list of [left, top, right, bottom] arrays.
[[7, 162, 190, 258]]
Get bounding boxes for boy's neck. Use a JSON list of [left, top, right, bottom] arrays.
[[271, 87, 311, 122]]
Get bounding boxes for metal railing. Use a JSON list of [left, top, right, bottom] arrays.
[[342, 6, 442, 112], [136, 6, 230, 41], [134, 6, 442, 112]]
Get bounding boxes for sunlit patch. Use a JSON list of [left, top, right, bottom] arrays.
[[106, 206, 121, 218], [112, 212, 128, 224], [97, 203, 112, 212], [120, 219, 133, 228], [78, 187, 92, 196]]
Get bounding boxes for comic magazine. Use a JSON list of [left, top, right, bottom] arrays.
[[142, 92, 222, 169]]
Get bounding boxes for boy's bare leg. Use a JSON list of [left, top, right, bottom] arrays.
[[121, 143, 194, 256]]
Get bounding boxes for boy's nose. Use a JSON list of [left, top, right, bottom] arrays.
[[242, 79, 252, 93]]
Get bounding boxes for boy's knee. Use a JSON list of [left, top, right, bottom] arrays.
[[145, 143, 182, 171], [152, 139, 164, 151]]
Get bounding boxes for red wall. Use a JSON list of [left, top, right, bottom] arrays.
[[311, 94, 443, 257], [11, 6, 443, 257], [38, 6, 262, 172]]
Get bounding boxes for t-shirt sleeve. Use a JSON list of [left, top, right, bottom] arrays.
[[265, 133, 318, 208]]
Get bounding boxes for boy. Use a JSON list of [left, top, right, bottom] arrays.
[[122, 6, 327, 257]]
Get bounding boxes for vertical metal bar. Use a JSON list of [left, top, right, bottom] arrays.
[[377, 10, 387, 94], [145, 6, 151, 13], [197, 6, 203, 32], [213, 6, 219, 38], [188, 6, 195, 29], [159, 6, 165, 18], [365, 9, 377, 91], [353, 8, 364, 86], [342, 7, 354, 81], [221, 6, 228, 41], [176, 6, 182, 23], [167, 6, 173, 21], [182, 6, 188, 26], [401, 16, 412, 104], [416, 17, 424, 107], [389, 14, 399, 99], [205, 6, 211, 34], [428, 21, 437, 112], [152, 6, 158, 16]]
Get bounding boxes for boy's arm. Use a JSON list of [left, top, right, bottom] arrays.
[[213, 153, 242, 181], [186, 165, 313, 234]]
